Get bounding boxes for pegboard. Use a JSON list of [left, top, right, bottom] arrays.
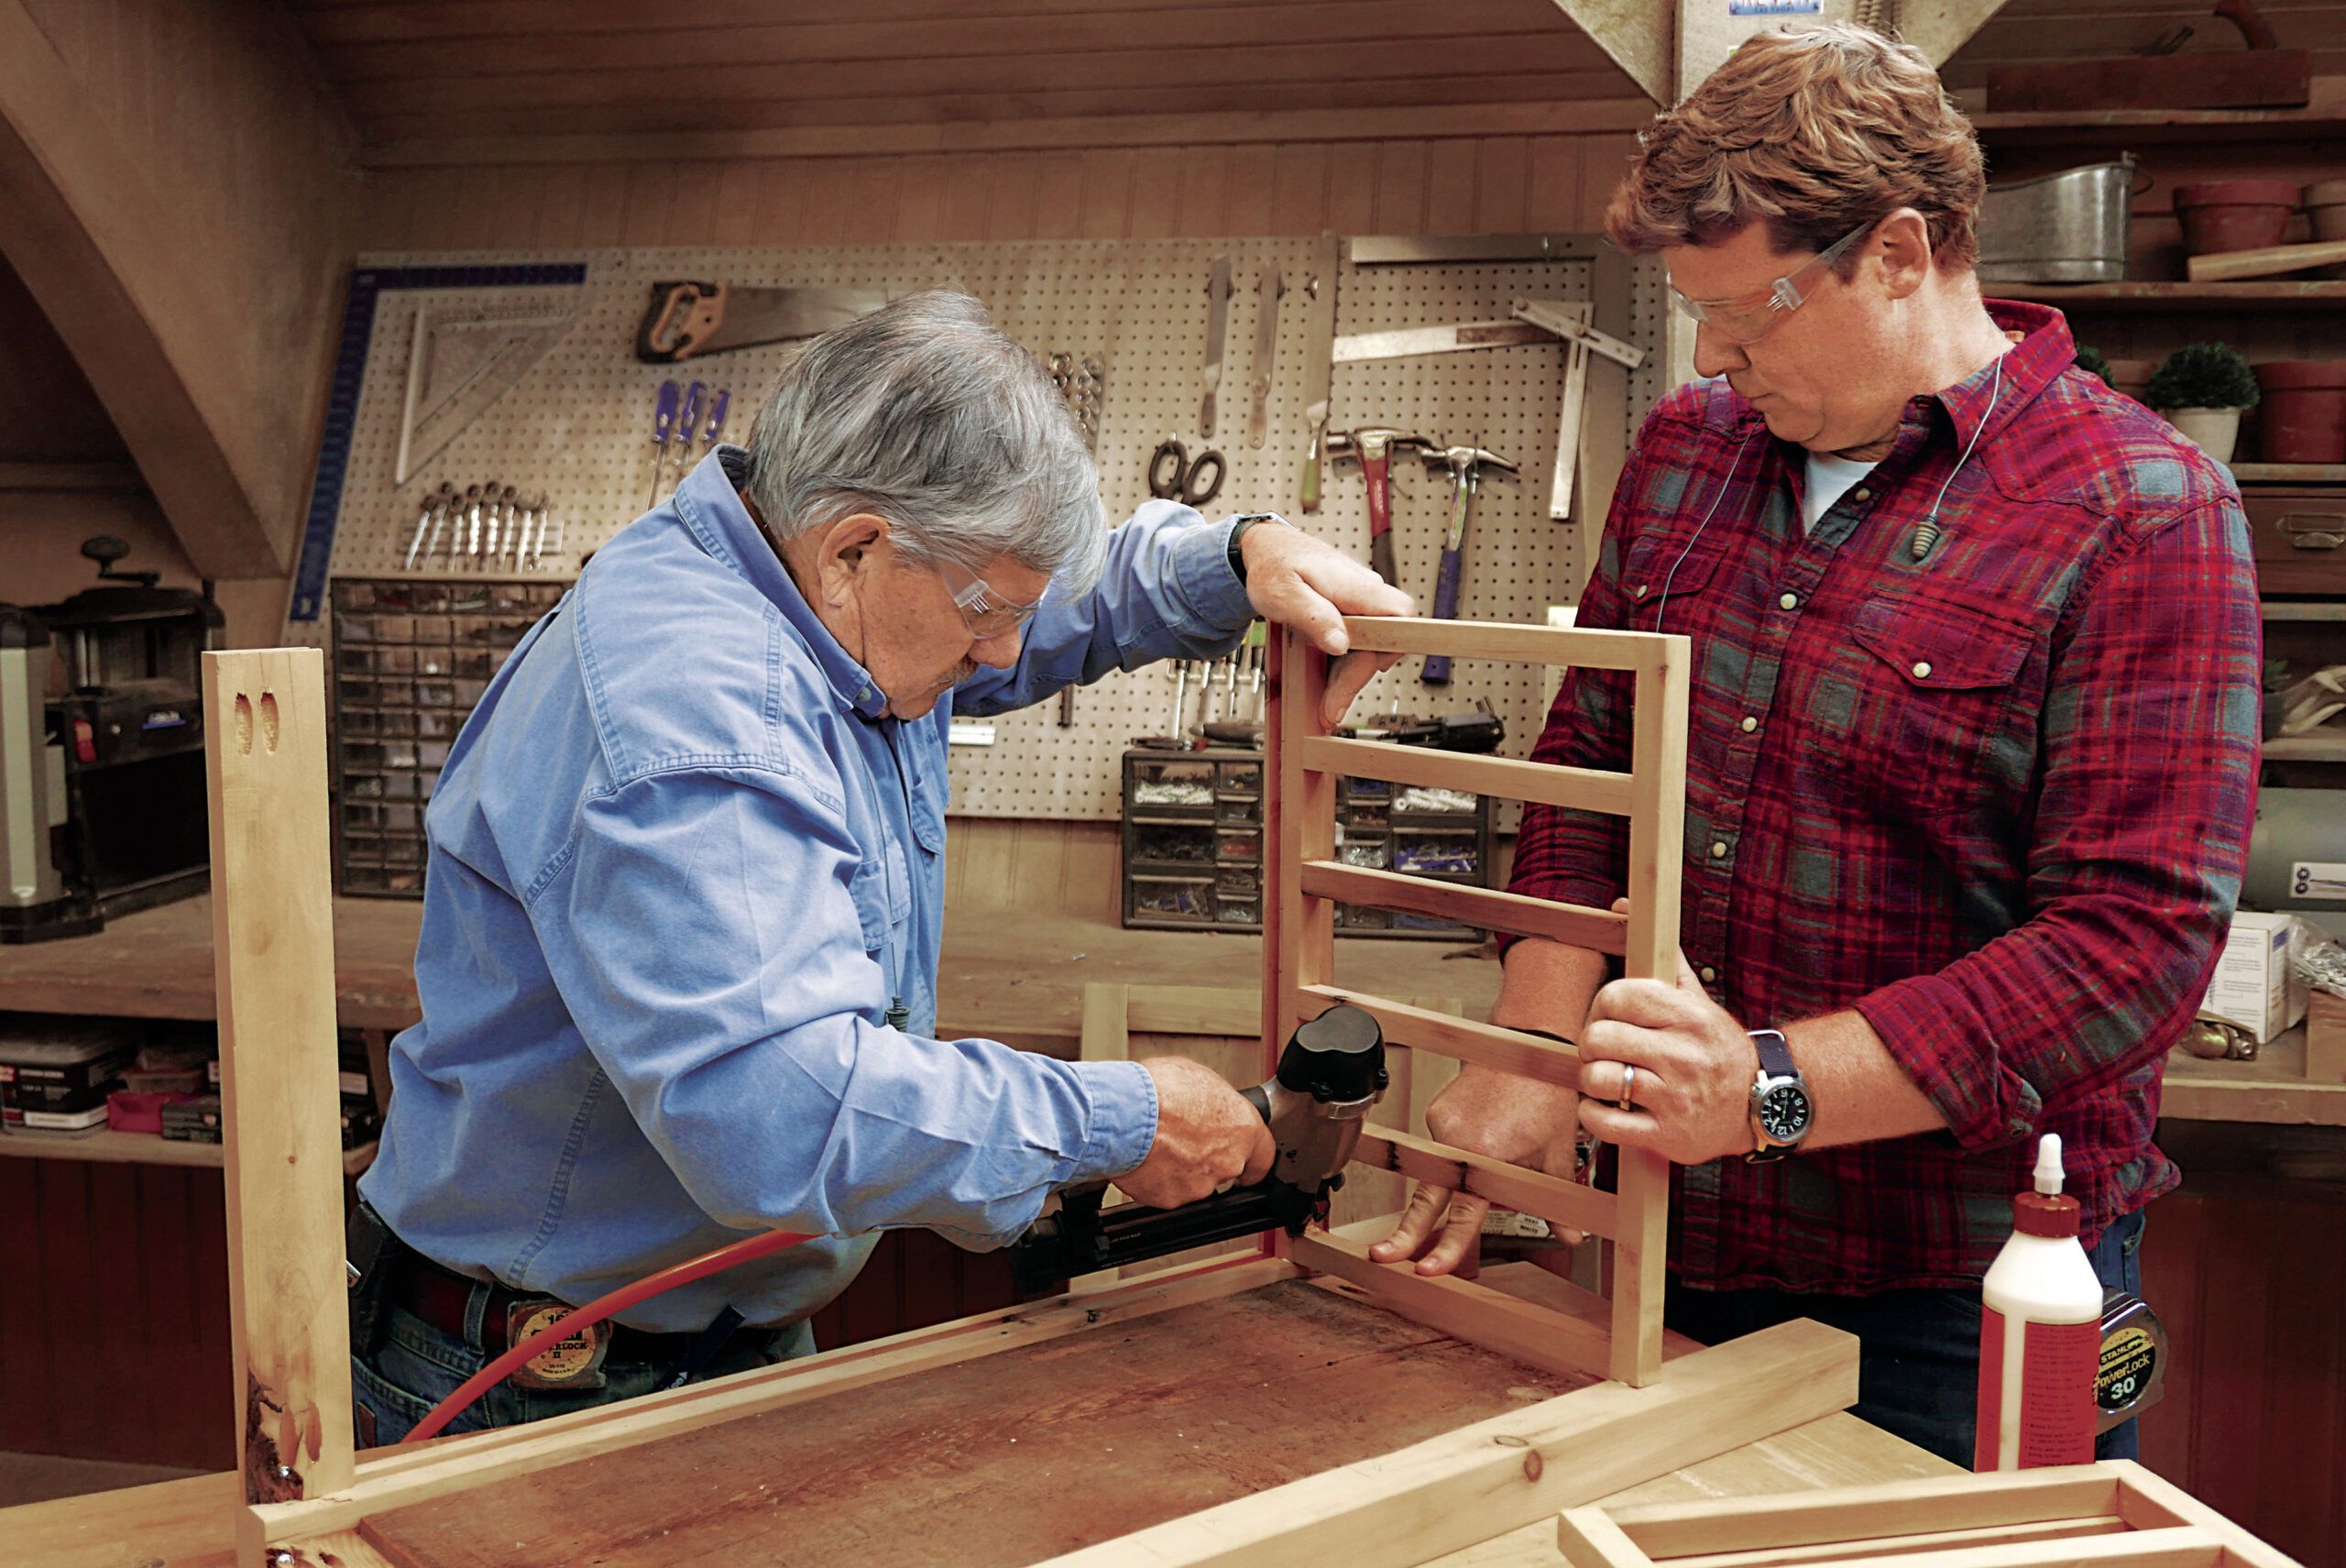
[[312, 236, 1668, 821]]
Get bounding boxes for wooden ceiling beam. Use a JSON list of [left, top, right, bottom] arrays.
[[359, 97, 1660, 170], [0, 0, 358, 580]]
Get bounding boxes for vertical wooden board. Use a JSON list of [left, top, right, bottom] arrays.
[[2251, 1191, 2344, 1565], [706, 163, 762, 247], [988, 153, 1044, 241], [937, 154, 996, 241], [205, 648, 355, 1503], [666, 164, 724, 245], [1031, 152, 1090, 241], [575, 164, 632, 246], [1373, 140, 1431, 233], [1426, 140, 1481, 235], [1325, 147, 1379, 235], [2135, 1191, 2199, 1486], [42, 1163, 105, 1456], [135, 1166, 207, 1467], [2187, 1192, 2277, 1529], [533, 164, 590, 249], [85, 1162, 153, 1462], [1477, 137, 1532, 235], [895, 152, 952, 241], [1178, 145, 1233, 235], [1058, 820, 1123, 923], [839, 158, 906, 245], [1577, 135, 1639, 229], [0, 1161, 53, 1452], [617, 166, 678, 250], [1526, 135, 1584, 231], [1128, 146, 1191, 241], [1077, 148, 1136, 240], [751, 160, 809, 245], [1223, 144, 1278, 236], [1271, 143, 1332, 235]]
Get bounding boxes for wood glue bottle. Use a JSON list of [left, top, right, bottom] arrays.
[[1974, 1133, 2101, 1471]]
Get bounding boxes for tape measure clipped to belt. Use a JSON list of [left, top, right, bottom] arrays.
[[505, 1298, 612, 1390], [2096, 1290, 2166, 1431]]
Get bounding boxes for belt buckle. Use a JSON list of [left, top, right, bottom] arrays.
[[503, 1297, 611, 1391]]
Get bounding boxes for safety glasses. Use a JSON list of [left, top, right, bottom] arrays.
[[933, 556, 1046, 641], [1671, 220, 1875, 345]]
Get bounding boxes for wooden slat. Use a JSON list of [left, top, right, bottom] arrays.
[[1661, 1516, 2130, 1568], [1292, 1228, 1611, 1380], [1608, 1468, 2126, 1557], [1353, 1126, 1617, 1239], [1299, 983, 1579, 1088], [1299, 736, 1635, 816], [2108, 1462, 2308, 1568], [1339, 613, 1667, 671], [203, 651, 354, 1515], [1125, 983, 1263, 1039], [1301, 860, 1628, 951], [1760, 1529, 2222, 1568], [1609, 652, 1690, 1390]]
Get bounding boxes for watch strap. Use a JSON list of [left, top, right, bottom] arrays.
[[1225, 512, 1290, 582], [1749, 1027, 1794, 1078]]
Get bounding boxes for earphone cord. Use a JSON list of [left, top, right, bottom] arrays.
[[1654, 430, 1757, 635]]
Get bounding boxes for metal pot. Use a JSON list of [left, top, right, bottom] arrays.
[[1978, 156, 2140, 283]]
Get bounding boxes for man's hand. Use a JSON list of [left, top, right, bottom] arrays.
[[1239, 521, 1414, 727], [1576, 943, 1759, 1167], [1367, 1066, 1581, 1277], [1117, 1057, 1276, 1209]]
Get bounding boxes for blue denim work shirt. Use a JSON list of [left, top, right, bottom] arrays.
[[360, 446, 1257, 1332]]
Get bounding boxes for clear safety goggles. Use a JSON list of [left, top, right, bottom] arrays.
[[934, 556, 1046, 641], [1671, 221, 1873, 345]]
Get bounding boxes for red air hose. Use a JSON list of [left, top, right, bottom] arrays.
[[400, 1226, 817, 1443]]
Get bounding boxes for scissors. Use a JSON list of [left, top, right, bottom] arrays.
[[1147, 438, 1225, 509]]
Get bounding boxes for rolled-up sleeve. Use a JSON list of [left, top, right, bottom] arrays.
[[1854, 498, 2262, 1148], [537, 765, 1158, 1245], [955, 500, 1254, 716]]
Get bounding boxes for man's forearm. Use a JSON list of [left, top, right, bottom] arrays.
[[1782, 1008, 1948, 1149], [1491, 937, 1608, 1038]]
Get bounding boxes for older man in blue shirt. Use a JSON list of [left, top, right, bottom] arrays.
[[350, 291, 1409, 1441]]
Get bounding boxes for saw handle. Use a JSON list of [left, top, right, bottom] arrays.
[[637, 280, 724, 363], [1423, 548, 1464, 685]]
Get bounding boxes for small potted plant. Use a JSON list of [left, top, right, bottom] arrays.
[[2145, 342, 2261, 465]]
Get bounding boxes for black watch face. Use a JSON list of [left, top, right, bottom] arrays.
[[1758, 1083, 1812, 1144]]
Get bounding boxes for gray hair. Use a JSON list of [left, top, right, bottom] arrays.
[[740, 290, 1108, 595]]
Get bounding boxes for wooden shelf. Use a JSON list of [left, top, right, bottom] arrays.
[[2263, 601, 2346, 621], [1988, 280, 2346, 310], [0, 1127, 377, 1173], [2231, 463, 2346, 483], [2264, 731, 2346, 761], [2164, 1031, 2346, 1126], [1972, 94, 2346, 147]]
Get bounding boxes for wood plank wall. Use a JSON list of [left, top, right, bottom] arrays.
[[356, 135, 1640, 252]]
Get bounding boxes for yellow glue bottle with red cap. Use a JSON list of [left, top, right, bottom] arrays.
[[1975, 1133, 2102, 1471]]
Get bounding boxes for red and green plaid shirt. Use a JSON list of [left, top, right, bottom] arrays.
[[1511, 302, 2262, 1291]]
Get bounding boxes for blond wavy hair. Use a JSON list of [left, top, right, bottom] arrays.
[[1605, 22, 1983, 272]]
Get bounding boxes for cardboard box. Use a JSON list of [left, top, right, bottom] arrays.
[[2198, 912, 2308, 1045]]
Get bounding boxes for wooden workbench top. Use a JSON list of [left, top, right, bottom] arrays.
[[7, 892, 2341, 1126]]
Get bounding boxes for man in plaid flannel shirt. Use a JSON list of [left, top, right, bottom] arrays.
[[1375, 24, 2261, 1466]]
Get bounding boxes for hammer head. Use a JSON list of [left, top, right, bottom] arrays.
[[1327, 428, 1434, 465], [1424, 445, 1518, 477]]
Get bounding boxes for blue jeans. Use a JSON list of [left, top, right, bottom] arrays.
[[351, 1286, 816, 1447], [1663, 1210, 2147, 1469]]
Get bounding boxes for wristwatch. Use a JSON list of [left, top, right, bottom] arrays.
[[1225, 512, 1293, 582], [1746, 1028, 1813, 1163]]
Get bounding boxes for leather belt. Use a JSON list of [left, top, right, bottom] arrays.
[[395, 1250, 704, 1362]]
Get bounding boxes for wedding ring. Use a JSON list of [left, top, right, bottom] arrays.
[[1617, 1064, 1638, 1113]]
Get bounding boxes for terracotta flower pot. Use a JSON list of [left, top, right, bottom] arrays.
[[2172, 180, 2300, 257], [2165, 407, 2244, 465], [2253, 360, 2346, 464], [2307, 181, 2346, 279]]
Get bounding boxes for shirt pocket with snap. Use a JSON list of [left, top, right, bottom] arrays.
[[1820, 593, 2039, 821], [847, 837, 912, 954]]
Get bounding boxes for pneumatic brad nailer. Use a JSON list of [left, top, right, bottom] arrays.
[[1006, 1003, 1388, 1297]]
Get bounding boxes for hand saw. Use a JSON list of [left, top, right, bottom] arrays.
[[635, 281, 891, 363]]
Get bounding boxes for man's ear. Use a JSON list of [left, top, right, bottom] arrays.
[[814, 513, 891, 607], [1874, 208, 1935, 301]]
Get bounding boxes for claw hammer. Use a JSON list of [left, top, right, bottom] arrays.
[[1325, 428, 1432, 588], [1419, 444, 1517, 685]]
